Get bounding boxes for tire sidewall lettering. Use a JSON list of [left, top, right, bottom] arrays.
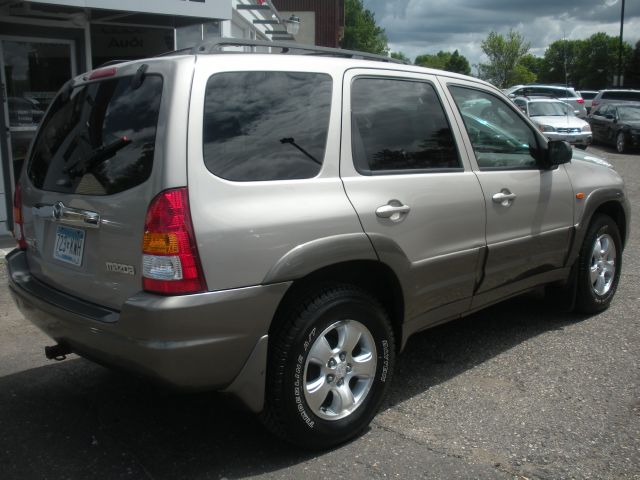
[[290, 302, 392, 432]]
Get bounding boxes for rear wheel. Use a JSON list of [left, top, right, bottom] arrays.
[[261, 285, 395, 449], [616, 131, 626, 153], [575, 214, 622, 313]]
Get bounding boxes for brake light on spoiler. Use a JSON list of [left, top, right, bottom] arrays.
[[142, 188, 207, 295]]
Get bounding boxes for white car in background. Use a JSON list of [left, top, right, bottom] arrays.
[[513, 97, 592, 149]]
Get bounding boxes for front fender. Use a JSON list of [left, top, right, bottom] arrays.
[[566, 187, 630, 266]]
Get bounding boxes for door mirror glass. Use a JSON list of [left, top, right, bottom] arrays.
[[547, 140, 572, 167]]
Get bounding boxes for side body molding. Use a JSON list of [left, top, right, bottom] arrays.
[[262, 233, 378, 284]]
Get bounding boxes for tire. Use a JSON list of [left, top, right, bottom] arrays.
[[574, 214, 622, 313], [261, 284, 395, 449], [616, 131, 626, 153], [575, 144, 588, 150]]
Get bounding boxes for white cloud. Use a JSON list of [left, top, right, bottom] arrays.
[[366, 0, 640, 66]]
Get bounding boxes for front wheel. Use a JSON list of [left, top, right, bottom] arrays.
[[261, 285, 395, 449], [616, 131, 626, 153], [575, 214, 622, 313]]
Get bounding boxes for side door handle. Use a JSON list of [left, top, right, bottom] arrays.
[[376, 200, 411, 221], [492, 190, 517, 206]]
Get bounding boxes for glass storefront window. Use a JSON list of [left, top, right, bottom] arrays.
[[1, 39, 75, 182]]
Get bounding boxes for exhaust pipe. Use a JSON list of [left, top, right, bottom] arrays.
[[45, 343, 72, 361]]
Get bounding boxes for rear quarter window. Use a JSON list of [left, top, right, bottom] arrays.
[[202, 71, 332, 181], [28, 74, 163, 195]]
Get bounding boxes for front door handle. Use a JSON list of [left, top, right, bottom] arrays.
[[492, 190, 517, 206], [376, 200, 411, 221]]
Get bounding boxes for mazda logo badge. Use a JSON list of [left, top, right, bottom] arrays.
[[52, 202, 64, 221]]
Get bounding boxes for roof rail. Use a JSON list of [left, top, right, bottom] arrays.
[[189, 37, 407, 64]]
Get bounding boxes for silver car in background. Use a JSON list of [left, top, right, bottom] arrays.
[[513, 97, 592, 149], [505, 84, 587, 118]]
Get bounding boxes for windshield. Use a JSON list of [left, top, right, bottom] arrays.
[[529, 102, 571, 117], [618, 106, 640, 122]]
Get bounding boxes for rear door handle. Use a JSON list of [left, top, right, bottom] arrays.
[[492, 190, 517, 206], [376, 200, 411, 221]]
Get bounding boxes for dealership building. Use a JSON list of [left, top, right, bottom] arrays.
[[0, 0, 330, 235]]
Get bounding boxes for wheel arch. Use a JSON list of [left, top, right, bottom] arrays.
[[568, 191, 629, 267], [593, 200, 628, 249], [269, 260, 405, 354]]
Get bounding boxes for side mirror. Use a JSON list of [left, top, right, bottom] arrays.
[[545, 140, 572, 168], [605, 113, 615, 120]]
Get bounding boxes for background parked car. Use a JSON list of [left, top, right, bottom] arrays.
[[588, 102, 640, 153], [590, 89, 640, 114], [504, 84, 587, 118], [578, 90, 599, 115], [513, 97, 591, 149]]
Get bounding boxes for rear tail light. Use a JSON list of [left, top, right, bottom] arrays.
[[577, 98, 584, 104], [12, 184, 27, 250], [142, 188, 207, 295]]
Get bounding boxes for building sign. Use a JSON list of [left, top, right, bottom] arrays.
[[37, 0, 231, 20]]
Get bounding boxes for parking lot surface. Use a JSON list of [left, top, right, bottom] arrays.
[[0, 145, 638, 480]]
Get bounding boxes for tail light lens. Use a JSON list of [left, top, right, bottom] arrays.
[[12, 184, 27, 250], [142, 188, 207, 295], [577, 98, 584, 104]]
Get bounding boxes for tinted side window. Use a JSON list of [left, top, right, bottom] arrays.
[[28, 75, 163, 195], [351, 78, 459, 173], [203, 71, 332, 181], [450, 86, 538, 170]]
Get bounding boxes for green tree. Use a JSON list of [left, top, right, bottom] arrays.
[[478, 30, 531, 88], [415, 51, 451, 70], [578, 33, 632, 88], [511, 64, 536, 85], [519, 54, 544, 80], [341, 0, 389, 55], [391, 51, 410, 63], [625, 40, 640, 88], [445, 50, 471, 75], [538, 39, 583, 85], [538, 34, 633, 89]]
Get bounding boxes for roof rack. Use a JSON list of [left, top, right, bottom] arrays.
[[188, 37, 407, 64]]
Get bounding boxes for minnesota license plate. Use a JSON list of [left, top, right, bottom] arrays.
[[53, 225, 85, 266]]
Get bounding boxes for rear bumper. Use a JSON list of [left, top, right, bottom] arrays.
[[6, 249, 289, 392]]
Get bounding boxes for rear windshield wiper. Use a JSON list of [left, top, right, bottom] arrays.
[[66, 136, 132, 177]]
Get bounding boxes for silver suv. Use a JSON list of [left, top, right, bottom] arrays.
[[505, 84, 587, 118], [7, 39, 630, 450]]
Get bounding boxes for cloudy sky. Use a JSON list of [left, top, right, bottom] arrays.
[[365, 0, 640, 70]]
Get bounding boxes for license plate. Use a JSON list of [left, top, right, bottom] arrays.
[[53, 225, 85, 266]]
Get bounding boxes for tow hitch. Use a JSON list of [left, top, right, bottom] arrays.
[[45, 344, 72, 361]]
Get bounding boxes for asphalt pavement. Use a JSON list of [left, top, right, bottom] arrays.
[[0, 144, 638, 480]]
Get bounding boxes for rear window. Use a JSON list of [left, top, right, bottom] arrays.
[[28, 74, 163, 195], [602, 91, 640, 101], [203, 71, 332, 182]]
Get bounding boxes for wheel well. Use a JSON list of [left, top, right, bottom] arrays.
[[594, 201, 627, 248], [269, 260, 405, 352]]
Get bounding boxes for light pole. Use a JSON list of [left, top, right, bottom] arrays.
[[617, 0, 626, 86]]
